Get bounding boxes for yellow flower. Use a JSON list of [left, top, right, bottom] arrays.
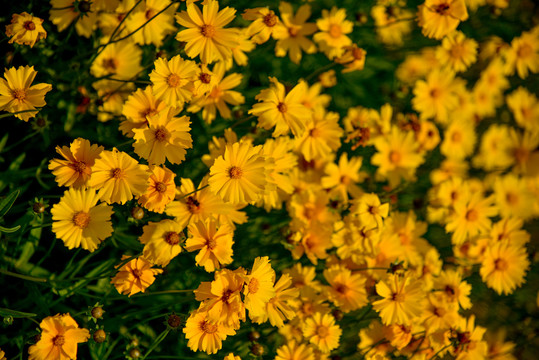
[[418, 0, 469, 40], [472, 124, 513, 171], [302, 312, 342, 353], [449, 315, 488, 360], [503, 29, 539, 79], [5, 12, 47, 47], [49, 0, 98, 38], [28, 313, 90, 360], [110, 256, 163, 296], [121, 86, 168, 137], [243, 7, 280, 44], [321, 153, 365, 202], [480, 241, 529, 295], [149, 55, 198, 108], [275, 340, 314, 360], [51, 188, 113, 252], [272, 2, 317, 64], [125, 0, 178, 46], [252, 273, 299, 327], [175, 0, 239, 64], [352, 193, 390, 230], [186, 218, 234, 272], [436, 31, 478, 72], [371, 2, 414, 46], [494, 174, 535, 220], [249, 77, 310, 137], [140, 219, 184, 267], [412, 69, 458, 125], [92, 79, 134, 123], [133, 107, 193, 165], [224, 353, 241, 360], [335, 44, 367, 73], [0, 65, 52, 121], [324, 265, 367, 313], [183, 309, 236, 354], [90, 41, 142, 80], [208, 141, 268, 204], [506, 86, 539, 132], [48, 138, 104, 188], [88, 148, 150, 205], [313, 7, 353, 60], [244, 256, 276, 319], [440, 119, 476, 160], [294, 109, 343, 162], [433, 269, 472, 309], [138, 165, 176, 213]]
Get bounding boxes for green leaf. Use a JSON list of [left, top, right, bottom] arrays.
[[0, 189, 20, 217], [0, 224, 21, 233], [0, 307, 36, 318]]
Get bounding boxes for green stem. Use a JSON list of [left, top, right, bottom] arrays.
[[0, 268, 48, 283], [178, 184, 210, 199], [230, 115, 254, 129], [141, 329, 170, 360], [0, 130, 39, 153], [305, 62, 337, 82]]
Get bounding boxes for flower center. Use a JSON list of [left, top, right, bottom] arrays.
[[164, 231, 181, 245], [199, 72, 211, 84], [505, 192, 518, 205], [288, 26, 299, 37], [145, 8, 157, 20], [340, 175, 350, 185], [451, 44, 465, 59], [12, 89, 26, 101], [53, 335, 65, 346], [368, 205, 378, 215], [465, 209, 478, 221], [329, 24, 342, 38], [263, 13, 277, 27], [132, 268, 143, 278], [429, 88, 441, 98], [72, 211, 91, 229], [206, 237, 217, 250], [451, 131, 462, 143], [186, 196, 201, 214], [154, 128, 168, 142], [228, 166, 243, 179], [309, 127, 322, 137], [102, 58, 118, 72], [78, 0, 91, 13], [72, 161, 87, 174], [389, 150, 401, 164], [201, 24, 216, 38], [200, 320, 218, 334], [517, 43, 533, 58], [248, 278, 260, 294], [317, 325, 329, 338], [335, 283, 348, 295], [155, 182, 167, 193], [24, 21, 36, 30], [444, 285, 456, 297], [111, 168, 124, 179], [167, 74, 181, 87], [352, 47, 365, 60], [433, 3, 450, 15], [494, 258, 509, 271], [391, 292, 405, 302], [277, 102, 288, 113]]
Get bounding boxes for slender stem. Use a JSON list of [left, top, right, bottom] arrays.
[[428, 343, 453, 360], [178, 184, 209, 199], [1, 131, 39, 153], [0, 268, 48, 283], [141, 329, 170, 360], [305, 62, 337, 82], [230, 115, 254, 129]]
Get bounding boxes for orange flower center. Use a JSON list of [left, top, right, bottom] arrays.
[[465, 209, 478, 221], [24, 21, 36, 30], [340, 175, 351, 185], [433, 3, 450, 15], [368, 205, 378, 215], [309, 127, 322, 138], [277, 102, 288, 113], [288, 26, 299, 37], [200, 320, 218, 334], [451, 131, 462, 143], [154, 128, 168, 142], [53, 335, 65, 346], [429, 88, 441, 98], [517, 43, 533, 59], [72, 160, 87, 174], [111, 168, 124, 179], [263, 13, 277, 27], [102, 58, 118, 72], [145, 8, 157, 20], [167, 74, 181, 87], [186, 196, 201, 214], [221, 289, 233, 303], [391, 292, 405, 302], [155, 182, 167, 193], [206, 237, 217, 250], [329, 24, 342, 38], [505, 192, 518, 205], [164, 231, 181, 245], [248, 278, 260, 294], [317, 325, 329, 338], [352, 47, 365, 60], [199, 72, 211, 84], [228, 166, 243, 179], [201, 24, 216, 38], [494, 258, 509, 271], [444, 285, 456, 297], [132, 268, 143, 278], [12, 89, 26, 101], [335, 283, 348, 295], [389, 150, 401, 164], [450, 44, 465, 59], [72, 211, 91, 229]]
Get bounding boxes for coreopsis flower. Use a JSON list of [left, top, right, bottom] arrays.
[[484, 329, 517, 360], [506, 87, 539, 132], [283, 263, 322, 291], [110, 256, 163, 296], [133, 108, 193, 165], [473, 124, 513, 171], [187, 62, 245, 124], [48, 138, 104, 188], [440, 119, 477, 160], [227, 29, 256, 68], [416, 120, 441, 151], [313, 7, 353, 60], [252, 273, 299, 327], [175, 0, 238, 64], [490, 217, 530, 247], [88, 148, 150, 205], [186, 218, 234, 272], [295, 109, 343, 162], [433, 270, 472, 309], [51, 188, 113, 252], [493, 174, 535, 220], [249, 77, 310, 137], [224, 354, 241, 360], [321, 153, 365, 202], [243, 7, 280, 44], [138, 166, 176, 213], [421, 293, 460, 334], [125, 0, 178, 46], [436, 31, 478, 72], [90, 41, 142, 80], [371, 1, 414, 46], [275, 340, 314, 360], [49, 0, 98, 37], [352, 193, 390, 230], [373, 274, 425, 326], [417, 0, 469, 40], [480, 241, 529, 295], [302, 312, 342, 353], [191, 64, 217, 97], [272, 2, 317, 64], [412, 69, 458, 125], [5, 12, 47, 47], [244, 256, 276, 319], [503, 28, 539, 79], [121, 86, 167, 137], [208, 141, 267, 204], [324, 266, 367, 313], [183, 309, 236, 354], [449, 316, 488, 359], [28, 313, 90, 360], [0, 65, 52, 121], [149, 55, 198, 108], [140, 219, 184, 267], [335, 44, 367, 73]]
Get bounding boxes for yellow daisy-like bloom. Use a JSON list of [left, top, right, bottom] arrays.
[[373, 274, 425, 326], [504, 29, 539, 79], [243, 7, 280, 44], [371, 2, 414, 46], [90, 41, 143, 80], [175, 0, 238, 64], [48, 138, 104, 188], [450, 315, 488, 360], [186, 218, 234, 272], [295, 109, 343, 162], [249, 77, 310, 137], [335, 44, 367, 73], [506, 86, 539, 132], [92, 79, 134, 123], [110, 256, 163, 296], [149, 55, 198, 108], [121, 86, 167, 137], [321, 153, 365, 202], [49, 0, 98, 38], [436, 31, 478, 72], [140, 219, 184, 267], [472, 124, 513, 171], [275, 340, 314, 360], [0, 65, 52, 121], [412, 69, 458, 125], [493, 174, 535, 221], [434, 269, 472, 309], [302, 312, 342, 353], [5, 12, 47, 47], [88, 148, 150, 205], [208, 141, 267, 204], [224, 353, 241, 360], [244, 256, 276, 319], [252, 273, 299, 327], [183, 309, 236, 354], [417, 0, 469, 40], [125, 0, 178, 47], [352, 193, 390, 230], [313, 7, 353, 60], [51, 188, 113, 252], [28, 313, 90, 360], [133, 107, 193, 165], [440, 119, 476, 160], [324, 266, 367, 313], [272, 2, 317, 64], [480, 241, 529, 295], [138, 165, 176, 213]]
